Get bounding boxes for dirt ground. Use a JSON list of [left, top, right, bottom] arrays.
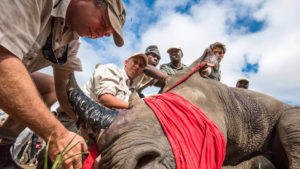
[[20, 164, 36, 169]]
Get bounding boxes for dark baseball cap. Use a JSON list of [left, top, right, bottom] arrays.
[[145, 45, 161, 59]]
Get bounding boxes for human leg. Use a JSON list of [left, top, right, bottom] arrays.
[[30, 72, 57, 107]]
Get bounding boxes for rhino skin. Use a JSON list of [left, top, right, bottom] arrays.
[[87, 57, 300, 169]]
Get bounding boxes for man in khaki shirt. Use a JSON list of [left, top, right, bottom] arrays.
[[0, 0, 126, 168], [83, 53, 147, 109]]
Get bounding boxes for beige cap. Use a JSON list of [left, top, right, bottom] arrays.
[[106, 0, 126, 47], [127, 53, 148, 65], [167, 45, 182, 53]]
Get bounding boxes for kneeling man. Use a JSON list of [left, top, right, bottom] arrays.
[[83, 53, 148, 109]]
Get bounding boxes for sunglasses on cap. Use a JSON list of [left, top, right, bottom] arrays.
[[42, 18, 68, 65]]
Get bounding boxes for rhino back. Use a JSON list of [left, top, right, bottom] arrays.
[[220, 85, 290, 164], [165, 67, 291, 165]]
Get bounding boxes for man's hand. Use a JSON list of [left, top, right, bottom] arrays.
[[145, 94, 160, 100], [48, 131, 88, 169], [206, 62, 217, 67], [200, 67, 212, 78], [128, 93, 144, 109]]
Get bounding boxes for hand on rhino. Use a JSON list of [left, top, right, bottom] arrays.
[[128, 93, 145, 109]]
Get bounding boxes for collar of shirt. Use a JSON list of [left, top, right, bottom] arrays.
[[122, 69, 137, 92], [121, 68, 132, 87], [51, 0, 79, 50], [169, 62, 185, 70]]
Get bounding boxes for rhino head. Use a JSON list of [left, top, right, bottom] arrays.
[[66, 73, 176, 168], [97, 98, 176, 168]]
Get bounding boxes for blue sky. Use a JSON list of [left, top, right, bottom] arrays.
[[42, 0, 300, 107]]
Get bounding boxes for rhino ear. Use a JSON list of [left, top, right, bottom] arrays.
[[189, 48, 209, 69], [128, 93, 143, 109]]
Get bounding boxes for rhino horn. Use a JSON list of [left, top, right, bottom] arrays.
[[66, 73, 119, 133]]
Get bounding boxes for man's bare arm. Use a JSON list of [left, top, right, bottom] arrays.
[[0, 46, 87, 168], [143, 64, 169, 87], [98, 93, 129, 109], [53, 68, 77, 120], [0, 46, 65, 141]]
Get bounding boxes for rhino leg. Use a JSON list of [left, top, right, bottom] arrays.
[[222, 155, 276, 169], [276, 107, 300, 169]]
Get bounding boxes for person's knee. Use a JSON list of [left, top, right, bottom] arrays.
[[31, 72, 57, 107], [31, 72, 55, 93], [1, 116, 26, 135]]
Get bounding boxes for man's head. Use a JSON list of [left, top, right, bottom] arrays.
[[124, 53, 147, 80], [236, 78, 249, 89], [210, 42, 226, 63], [66, 0, 126, 46], [167, 45, 183, 64], [145, 45, 161, 67]]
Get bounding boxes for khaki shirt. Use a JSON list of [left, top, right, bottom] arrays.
[[160, 63, 187, 76], [82, 64, 135, 104], [133, 74, 158, 94], [0, 0, 82, 73], [209, 65, 221, 81]]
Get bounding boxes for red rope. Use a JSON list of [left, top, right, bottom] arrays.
[[82, 144, 98, 169], [165, 62, 207, 92]]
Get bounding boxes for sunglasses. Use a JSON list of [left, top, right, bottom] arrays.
[[42, 18, 68, 65]]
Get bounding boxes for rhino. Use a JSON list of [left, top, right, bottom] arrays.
[[66, 56, 300, 169]]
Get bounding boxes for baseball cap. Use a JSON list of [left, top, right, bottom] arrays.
[[237, 78, 249, 83], [106, 0, 126, 47], [167, 45, 182, 53], [145, 45, 161, 59], [128, 53, 148, 65]]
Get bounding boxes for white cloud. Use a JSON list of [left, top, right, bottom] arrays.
[[75, 0, 300, 105]]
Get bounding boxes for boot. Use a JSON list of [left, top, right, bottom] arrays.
[[0, 126, 23, 169]]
